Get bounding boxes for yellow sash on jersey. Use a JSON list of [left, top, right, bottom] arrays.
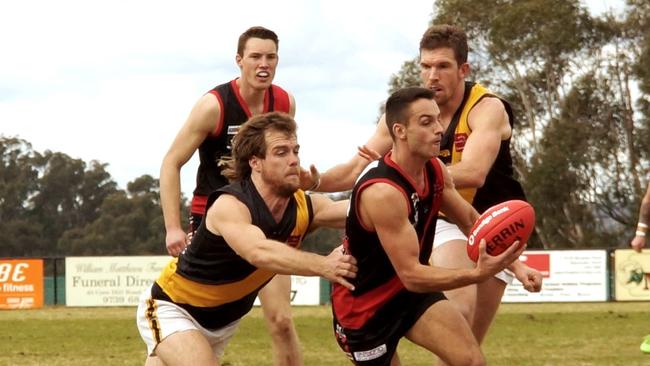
[[156, 190, 311, 308]]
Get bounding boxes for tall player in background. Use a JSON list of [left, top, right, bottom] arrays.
[[630, 180, 649, 353], [159, 27, 304, 365], [310, 24, 542, 358]]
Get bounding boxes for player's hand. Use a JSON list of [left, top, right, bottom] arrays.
[[300, 164, 321, 191], [322, 245, 358, 290], [631, 235, 646, 253], [357, 145, 382, 162], [510, 261, 543, 293], [475, 239, 526, 280], [166, 228, 188, 257]]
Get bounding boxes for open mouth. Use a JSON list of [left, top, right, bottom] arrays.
[[257, 71, 270, 78]]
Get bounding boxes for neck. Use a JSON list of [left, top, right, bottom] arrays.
[[389, 147, 427, 191], [236, 78, 267, 115], [251, 174, 290, 222], [439, 80, 466, 125]]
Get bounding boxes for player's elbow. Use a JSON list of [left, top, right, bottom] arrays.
[[398, 268, 429, 293], [467, 172, 488, 188], [245, 249, 271, 269]]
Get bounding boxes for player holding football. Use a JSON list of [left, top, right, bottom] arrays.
[[308, 24, 543, 359], [331, 87, 526, 365]]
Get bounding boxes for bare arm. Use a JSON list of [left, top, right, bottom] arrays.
[[208, 194, 357, 289], [359, 182, 524, 293], [288, 92, 297, 118], [437, 159, 480, 235], [309, 194, 349, 229], [631, 182, 650, 252], [447, 97, 511, 188], [316, 114, 393, 192], [160, 94, 220, 256]]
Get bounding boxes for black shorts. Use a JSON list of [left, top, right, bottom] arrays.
[[333, 290, 446, 365]]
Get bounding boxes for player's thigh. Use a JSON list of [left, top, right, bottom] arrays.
[[431, 238, 474, 269], [155, 329, 218, 366], [404, 300, 483, 365], [258, 274, 293, 318]]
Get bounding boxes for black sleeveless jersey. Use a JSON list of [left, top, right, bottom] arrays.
[[153, 177, 312, 329], [439, 81, 526, 214], [191, 79, 290, 214], [331, 153, 444, 329]]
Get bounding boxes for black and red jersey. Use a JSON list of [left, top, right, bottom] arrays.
[[332, 152, 444, 330], [191, 79, 290, 215]]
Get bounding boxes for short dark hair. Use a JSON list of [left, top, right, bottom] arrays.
[[220, 112, 297, 181], [237, 26, 279, 56], [419, 24, 468, 65], [385, 87, 435, 139]]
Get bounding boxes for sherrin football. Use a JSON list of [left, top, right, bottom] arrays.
[[466, 200, 535, 262]]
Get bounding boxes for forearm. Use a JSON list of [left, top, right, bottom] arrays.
[[160, 163, 183, 230], [399, 265, 483, 293], [246, 240, 326, 277], [635, 192, 650, 237], [318, 157, 369, 192], [446, 164, 487, 189]]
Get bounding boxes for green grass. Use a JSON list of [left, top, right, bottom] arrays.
[[0, 303, 648, 365]]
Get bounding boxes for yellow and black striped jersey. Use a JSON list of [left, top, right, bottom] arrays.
[[152, 177, 313, 329], [439, 81, 526, 214]]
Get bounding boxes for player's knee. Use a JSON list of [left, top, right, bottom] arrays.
[[454, 350, 485, 366], [266, 312, 295, 337]]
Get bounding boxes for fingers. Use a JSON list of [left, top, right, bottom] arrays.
[[356, 145, 381, 161], [309, 164, 320, 179]]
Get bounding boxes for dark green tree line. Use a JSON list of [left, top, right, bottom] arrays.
[[0, 136, 187, 257]]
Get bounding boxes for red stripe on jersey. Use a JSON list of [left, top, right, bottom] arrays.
[[230, 79, 253, 118], [207, 90, 225, 137], [353, 178, 411, 232], [384, 153, 430, 197], [271, 85, 291, 113], [191, 195, 208, 216], [332, 275, 404, 329]]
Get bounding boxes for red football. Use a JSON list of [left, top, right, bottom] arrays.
[[466, 200, 535, 262]]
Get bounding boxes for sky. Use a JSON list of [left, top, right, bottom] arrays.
[[0, 0, 624, 197]]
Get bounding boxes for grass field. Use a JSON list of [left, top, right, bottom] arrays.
[[1, 302, 649, 365]]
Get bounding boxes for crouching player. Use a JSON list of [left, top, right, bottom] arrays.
[[137, 112, 357, 366]]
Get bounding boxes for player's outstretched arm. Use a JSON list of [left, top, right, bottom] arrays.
[[313, 114, 393, 192], [160, 94, 221, 256], [309, 194, 349, 229], [207, 194, 357, 289]]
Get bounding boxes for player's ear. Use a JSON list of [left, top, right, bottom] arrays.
[[393, 122, 407, 140], [459, 62, 470, 78], [236, 54, 243, 69], [249, 155, 261, 172]]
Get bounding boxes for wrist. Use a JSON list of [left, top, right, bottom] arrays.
[[637, 222, 648, 237], [307, 175, 321, 191]]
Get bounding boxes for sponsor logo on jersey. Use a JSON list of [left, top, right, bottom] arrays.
[[454, 133, 468, 152]]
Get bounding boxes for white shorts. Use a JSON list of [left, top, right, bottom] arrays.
[[434, 219, 514, 284], [136, 286, 240, 360]]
